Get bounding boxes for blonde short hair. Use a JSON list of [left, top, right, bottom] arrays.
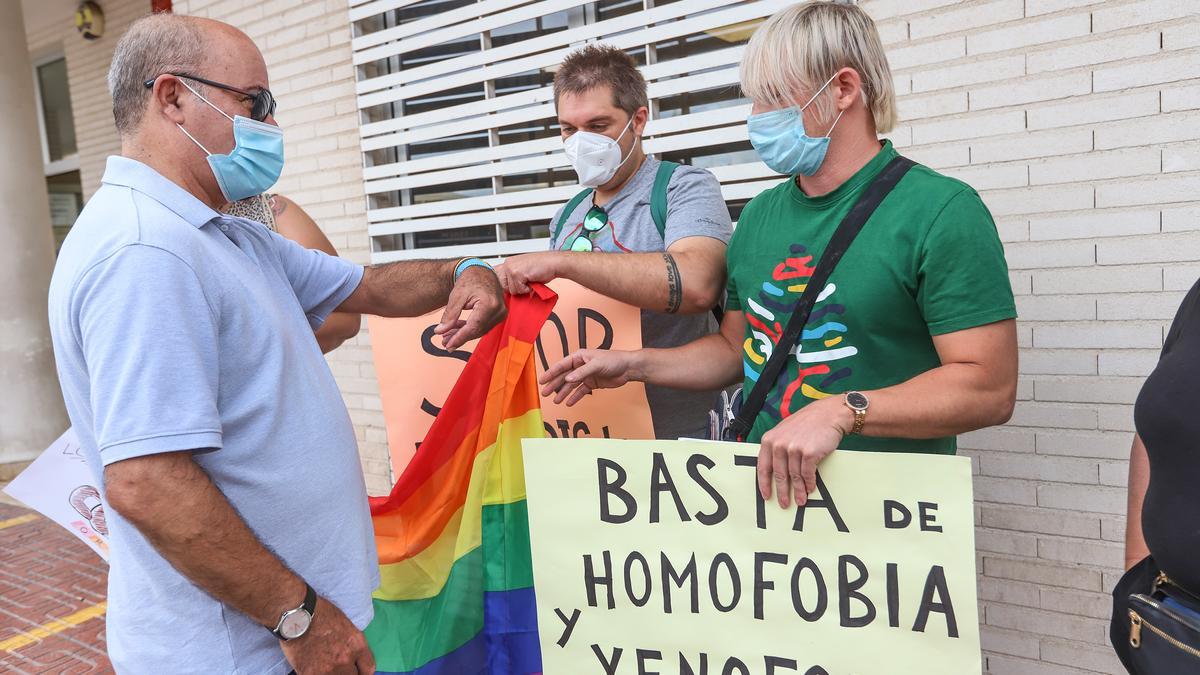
[[741, 1, 897, 133]]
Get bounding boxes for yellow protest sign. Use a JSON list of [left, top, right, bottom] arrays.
[[522, 438, 980, 674], [369, 280, 655, 471]]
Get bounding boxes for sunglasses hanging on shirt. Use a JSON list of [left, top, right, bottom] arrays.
[[569, 205, 610, 252]]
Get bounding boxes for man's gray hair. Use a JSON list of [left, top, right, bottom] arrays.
[[107, 13, 207, 136]]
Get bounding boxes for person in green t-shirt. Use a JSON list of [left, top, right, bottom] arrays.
[[540, 1, 1018, 509]]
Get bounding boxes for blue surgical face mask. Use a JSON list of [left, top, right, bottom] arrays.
[[177, 81, 285, 202], [747, 73, 844, 176]]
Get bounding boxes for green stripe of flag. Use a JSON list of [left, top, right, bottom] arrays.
[[366, 500, 533, 672], [483, 499, 533, 593]]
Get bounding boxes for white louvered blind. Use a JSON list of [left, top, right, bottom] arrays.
[[349, 0, 784, 263]]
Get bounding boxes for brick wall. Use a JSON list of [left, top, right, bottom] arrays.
[[25, 8, 67, 60], [25, 0, 141, 199], [171, 0, 394, 495], [67, 1, 145, 199], [863, 0, 1200, 672]]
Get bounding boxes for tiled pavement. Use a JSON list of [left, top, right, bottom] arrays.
[[0, 498, 112, 674]]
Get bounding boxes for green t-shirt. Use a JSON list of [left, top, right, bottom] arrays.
[[726, 140, 1016, 453]]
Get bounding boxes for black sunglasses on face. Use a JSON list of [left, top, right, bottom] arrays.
[[143, 73, 277, 122]]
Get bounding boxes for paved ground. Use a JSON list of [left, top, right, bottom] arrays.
[[0, 496, 112, 674]]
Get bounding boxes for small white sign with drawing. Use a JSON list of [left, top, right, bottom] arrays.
[[4, 428, 110, 561]]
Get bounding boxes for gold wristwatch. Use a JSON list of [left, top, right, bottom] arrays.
[[844, 391, 869, 435]]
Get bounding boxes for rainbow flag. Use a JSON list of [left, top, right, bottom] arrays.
[[365, 286, 555, 674]]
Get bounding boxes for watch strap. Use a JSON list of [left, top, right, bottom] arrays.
[[850, 409, 866, 435], [272, 583, 318, 640], [302, 582, 317, 616]]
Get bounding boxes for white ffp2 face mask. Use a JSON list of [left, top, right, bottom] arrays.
[[563, 117, 636, 188]]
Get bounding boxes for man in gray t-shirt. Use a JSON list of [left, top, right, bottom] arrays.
[[496, 45, 732, 440]]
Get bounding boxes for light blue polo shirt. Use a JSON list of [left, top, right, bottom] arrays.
[[47, 157, 379, 674]]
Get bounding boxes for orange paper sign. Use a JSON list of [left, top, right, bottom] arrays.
[[369, 280, 655, 472]]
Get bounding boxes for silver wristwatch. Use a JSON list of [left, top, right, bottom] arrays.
[[272, 583, 317, 641]]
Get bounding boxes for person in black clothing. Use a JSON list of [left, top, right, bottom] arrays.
[[1115, 278, 1200, 671]]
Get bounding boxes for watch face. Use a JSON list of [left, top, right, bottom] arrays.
[[279, 610, 312, 640], [846, 392, 869, 411]]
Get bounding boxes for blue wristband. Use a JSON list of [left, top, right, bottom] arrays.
[[453, 257, 493, 282]]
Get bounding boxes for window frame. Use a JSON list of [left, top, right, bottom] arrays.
[[32, 52, 81, 178], [352, 0, 776, 263]]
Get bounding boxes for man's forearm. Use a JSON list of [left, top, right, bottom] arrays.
[[561, 250, 722, 315], [345, 260, 456, 317], [104, 453, 305, 629]]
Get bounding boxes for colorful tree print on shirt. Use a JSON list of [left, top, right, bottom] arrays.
[[741, 243, 859, 422]]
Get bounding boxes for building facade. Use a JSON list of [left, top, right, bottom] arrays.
[[9, 0, 1200, 672]]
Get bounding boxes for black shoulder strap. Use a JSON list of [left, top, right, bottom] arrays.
[[724, 155, 916, 442]]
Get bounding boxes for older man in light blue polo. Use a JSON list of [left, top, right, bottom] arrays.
[[46, 15, 505, 675]]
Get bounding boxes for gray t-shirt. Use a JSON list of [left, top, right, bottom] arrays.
[[548, 156, 733, 439]]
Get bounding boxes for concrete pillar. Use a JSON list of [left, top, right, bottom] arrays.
[[0, 1, 70, 469]]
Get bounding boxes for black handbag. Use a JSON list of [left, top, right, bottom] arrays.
[[722, 155, 916, 442], [1112, 556, 1200, 673]]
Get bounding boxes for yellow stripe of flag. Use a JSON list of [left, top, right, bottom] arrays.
[[372, 409, 541, 602]]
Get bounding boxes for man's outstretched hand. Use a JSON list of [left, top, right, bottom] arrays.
[[434, 266, 507, 350]]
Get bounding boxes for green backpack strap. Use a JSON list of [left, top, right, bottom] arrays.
[[650, 160, 724, 324], [552, 187, 594, 248], [650, 160, 680, 241]]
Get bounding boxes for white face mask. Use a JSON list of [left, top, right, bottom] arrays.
[[563, 117, 636, 188]]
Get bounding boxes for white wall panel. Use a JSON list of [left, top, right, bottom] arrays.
[[351, 0, 769, 261]]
